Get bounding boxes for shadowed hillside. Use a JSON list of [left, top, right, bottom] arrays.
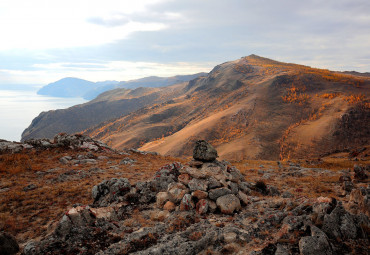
[[22, 81, 205, 142], [84, 55, 370, 160]]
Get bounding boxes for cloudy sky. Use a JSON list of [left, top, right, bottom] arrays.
[[0, 0, 369, 85]]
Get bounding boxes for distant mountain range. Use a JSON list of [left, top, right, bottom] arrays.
[[24, 55, 370, 160], [37, 73, 207, 100]]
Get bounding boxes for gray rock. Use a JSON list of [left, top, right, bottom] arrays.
[[92, 178, 131, 206], [193, 140, 218, 162], [228, 182, 239, 194], [23, 241, 38, 255], [59, 156, 72, 164], [120, 157, 136, 165], [0, 232, 19, 255], [207, 176, 222, 189], [188, 178, 208, 192], [216, 194, 241, 214], [299, 225, 332, 255], [180, 194, 194, 211], [322, 204, 357, 240], [23, 184, 37, 191], [208, 187, 232, 200], [275, 244, 289, 255], [282, 191, 293, 198]]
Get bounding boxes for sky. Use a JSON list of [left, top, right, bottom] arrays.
[[0, 0, 369, 85]]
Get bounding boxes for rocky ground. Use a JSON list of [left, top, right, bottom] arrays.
[[0, 135, 369, 254]]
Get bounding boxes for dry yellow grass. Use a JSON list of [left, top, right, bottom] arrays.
[[0, 148, 185, 244]]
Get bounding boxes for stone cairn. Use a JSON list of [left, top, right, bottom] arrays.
[[156, 140, 250, 214]]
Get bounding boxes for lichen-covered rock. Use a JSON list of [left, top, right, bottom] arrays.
[[216, 194, 241, 214], [0, 232, 19, 255], [168, 183, 188, 203], [178, 173, 192, 185], [180, 194, 194, 211], [92, 178, 131, 206], [156, 192, 170, 208], [322, 204, 358, 240], [196, 199, 209, 215], [188, 178, 208, 192], [193, 140, 218, 162], [209, 187, 232, 200], [299, 225, 332, 255]]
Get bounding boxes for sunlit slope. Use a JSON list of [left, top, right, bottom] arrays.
[[85, 55, 370, 160]]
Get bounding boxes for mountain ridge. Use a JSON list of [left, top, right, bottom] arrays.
[[83, 55, 370, 160], [37, 73, 207, 100]]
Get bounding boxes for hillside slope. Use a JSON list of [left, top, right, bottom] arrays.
[[84, 55, 370, 160], [22, 84, 188, 141]]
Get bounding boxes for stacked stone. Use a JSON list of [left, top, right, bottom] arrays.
[[156, 140, 251, 215]]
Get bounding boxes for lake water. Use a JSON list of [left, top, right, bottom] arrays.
[[0, 85, 87, 142]]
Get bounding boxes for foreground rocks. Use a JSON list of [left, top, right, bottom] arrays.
[[20, 140, 369, 254], [0, 133, 114, 154]]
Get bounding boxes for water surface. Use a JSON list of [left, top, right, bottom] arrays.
[[0, 86, 87, 141]]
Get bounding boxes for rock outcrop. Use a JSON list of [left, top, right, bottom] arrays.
[[0, 133, 114, 154], [20, 141, 370, 255]]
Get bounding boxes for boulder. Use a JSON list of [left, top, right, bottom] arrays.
[[196, 199, 209, 215], [299, 225, 332, 255], [209, 187, 232, 200], [0, 232, 19, 255], [168, 183, 188, 203], [180, 194, 194, 211], [193, 140, 218, 162], [216, 194, 241, 214], [92, 178, 131, 206], [188, 178, 208, 192]]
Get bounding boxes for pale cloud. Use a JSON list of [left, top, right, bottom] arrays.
[[1, 60, 214, 84], [0, 0, 370, 85], [0, 0, 169, 50]]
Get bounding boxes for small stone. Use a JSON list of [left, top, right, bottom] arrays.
[[163, 201, 176, 211], [178, 174, 192, 185], [228, 182, 239, 194], [188, 178, 208, 192], [192, 190, 208, 200], [237, 191, 249, 205], [23, 184, 37, 191], [196, 199, 209, 215], [207, 199, 217, 213], [208, 176, 222, 189], [193, 140, 218, 162], [282, 191, 293, 198], [216, 194, 241, 214], [188, 160, 204, 168], [180, 194, 194, 211], [208, 187, 232, 200], [223, 232, 237, 243], [59, 156, 72, 164], [156, 192, 170, 207]]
